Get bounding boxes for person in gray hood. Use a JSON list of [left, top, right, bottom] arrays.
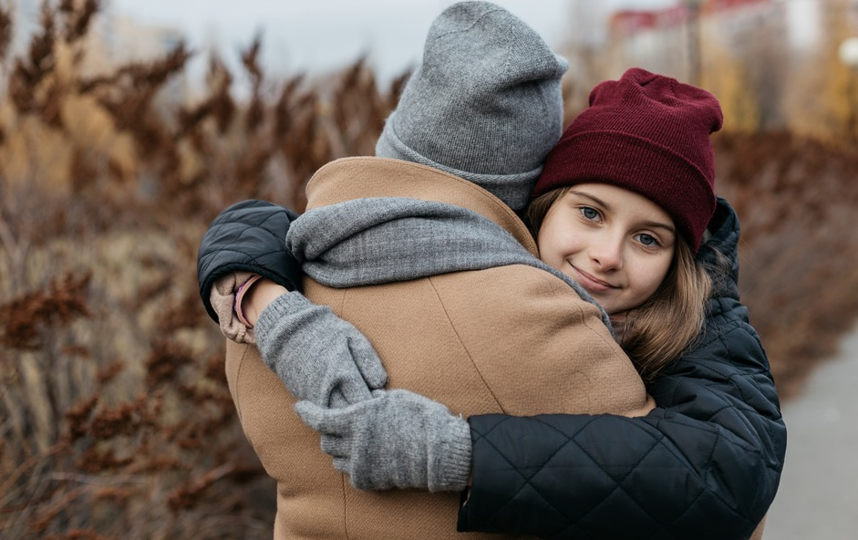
[[197, 2, 783, 539]]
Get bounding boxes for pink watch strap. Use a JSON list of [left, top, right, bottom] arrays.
[[234, 274, 263, 328]]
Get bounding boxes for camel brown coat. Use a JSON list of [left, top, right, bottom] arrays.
[[224, 157, 656, 540]]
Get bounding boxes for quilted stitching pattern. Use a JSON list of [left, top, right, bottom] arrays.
[[465, 327, 784, 540], [197, 200, 303, 321]]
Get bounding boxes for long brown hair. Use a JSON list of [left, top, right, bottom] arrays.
[[526, 187, 711, 379]]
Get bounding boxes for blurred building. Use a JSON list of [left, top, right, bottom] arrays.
[[606, 0, 858, 74], [608, 0, 790, 80], [602, 0, 858, 130]]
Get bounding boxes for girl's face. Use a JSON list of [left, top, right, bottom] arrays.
[[537, 183, 676, 315]]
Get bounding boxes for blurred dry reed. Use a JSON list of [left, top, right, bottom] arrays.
[[715, 131, 858, 398], [0, 1, 405, 538], [1, 1, 857, 539]]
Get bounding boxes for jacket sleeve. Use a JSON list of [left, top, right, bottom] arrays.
[[197, 200, 304, 323], [458, 295, 786, 540]]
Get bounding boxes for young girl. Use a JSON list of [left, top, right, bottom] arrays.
[[521, 66, 720, 380]]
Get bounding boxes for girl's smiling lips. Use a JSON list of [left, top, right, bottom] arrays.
[[569, 264, 618, 292]]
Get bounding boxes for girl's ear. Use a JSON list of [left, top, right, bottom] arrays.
[[525, 187, 570, 238]]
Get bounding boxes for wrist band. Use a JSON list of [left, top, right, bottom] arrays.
[[234, 274, 263, 328]]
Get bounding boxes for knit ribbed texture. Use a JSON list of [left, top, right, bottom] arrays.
[[533, 67, 723, 251], [375, 1, 568, 211]]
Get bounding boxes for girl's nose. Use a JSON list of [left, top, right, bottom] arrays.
[[590, 237, 623, 271]]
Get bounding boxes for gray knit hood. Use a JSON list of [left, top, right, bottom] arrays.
[[375, 1, 568, 211]]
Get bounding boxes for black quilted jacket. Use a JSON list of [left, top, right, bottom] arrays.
[[457, 198, 786, 539], [197, 200, 303, 323]]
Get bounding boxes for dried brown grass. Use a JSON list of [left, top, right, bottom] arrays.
[[714, 131, 858, 399], [0, 2, 403, 538], [0, 1, 855, 538]]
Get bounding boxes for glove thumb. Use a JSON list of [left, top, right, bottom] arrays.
[[348, 336, 388, 390], [294, 400, 354, 436]]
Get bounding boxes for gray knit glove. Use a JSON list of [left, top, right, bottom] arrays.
[[255, 293, 388, 408], [294, 389, 472, 492]]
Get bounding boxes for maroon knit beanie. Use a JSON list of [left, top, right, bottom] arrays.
[[532, 67, 723, 252]]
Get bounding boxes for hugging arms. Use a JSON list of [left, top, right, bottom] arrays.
[[196, 4, 784, 539], [197, 195, 784, 539]]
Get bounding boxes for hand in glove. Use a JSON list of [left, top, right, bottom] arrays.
[[295, 389, 472, 492], [255, 293, 388, 408]]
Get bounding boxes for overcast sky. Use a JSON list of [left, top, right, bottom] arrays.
[[108, 0, 677, 82]]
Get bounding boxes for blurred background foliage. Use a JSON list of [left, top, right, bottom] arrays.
[[1, 0, 858, 538]]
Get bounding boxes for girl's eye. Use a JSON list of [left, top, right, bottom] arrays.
[[580, 207, 600, 221], [636, 233, 659, 247]]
